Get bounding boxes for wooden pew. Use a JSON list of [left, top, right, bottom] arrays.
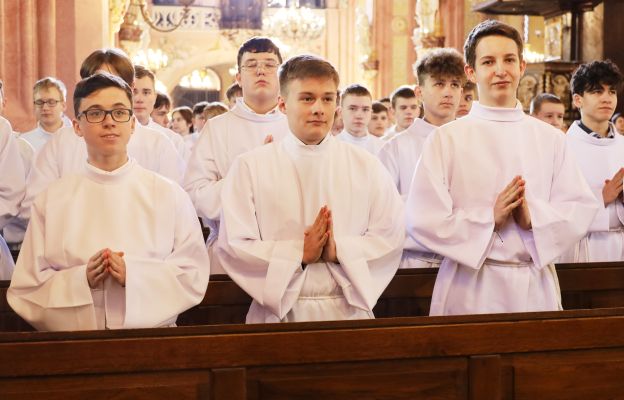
[[2, 307, 624, 399], [3, 262, 624, 331]]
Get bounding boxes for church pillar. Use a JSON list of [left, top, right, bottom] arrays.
[[0, 0, 109, 131]]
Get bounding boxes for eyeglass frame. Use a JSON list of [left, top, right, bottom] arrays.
[[77, 108, 134, 123], [239, 61, 281, 72], [33, 99, 62, 107]]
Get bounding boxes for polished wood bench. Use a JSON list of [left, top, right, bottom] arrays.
[[2, 262, 624, 331], [2, 307, 624, 399]]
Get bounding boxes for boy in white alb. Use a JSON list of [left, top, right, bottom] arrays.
[[530, 93, 566, 132], [133, 65, 186, 158], [20, 77, 67, 151], [7, 49, 184, 246], [379, 48, 465, 269], [217, 55, 404, 323], [335, 84, 383, 154], [8, 74, 210, 331], [382, 86, 419, 141], [0, 116, 25, 278], [184, 37, 289, 274], [561, 60, 624, 262], [406, 20, 598, 316]]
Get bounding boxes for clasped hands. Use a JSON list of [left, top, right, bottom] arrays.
[[302, 206, 338, 265], [494, 176, 532, 231], [602, 167, 624, 207], [86, 248, 126, 288]]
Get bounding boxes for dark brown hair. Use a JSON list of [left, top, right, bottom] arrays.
[[33, 77, 67, 101], [390, 85, 416, 108], [372, 101, 388, 114], [237, 37, 282, 68], [464, 20, 523, 69], [414, 48, 466, 85], [530, 93, 563, 114], [80, 48, 135, 86], [340, 83, 371, 105], [134, 65, 155, 83], [154, 92, 171, 109], [73, 73, 132, 116], [279, 55, 340, 97], [172, 106, 193, 130], [570, 59, 623, 95]]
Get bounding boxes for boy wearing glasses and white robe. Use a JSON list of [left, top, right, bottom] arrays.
[[184, 37, 289, 274], [8, 74, 210, 331]]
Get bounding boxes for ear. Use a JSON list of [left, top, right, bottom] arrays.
[[72, 118, 83, 138], [572, 93, 583, 110], [414, 85, 422, 99], [278, 95, 287, 114], [519, 59, 527, 77], [235, 72, 242, 86], [336, 105, 342, 118], [464, 64, 476, 83]]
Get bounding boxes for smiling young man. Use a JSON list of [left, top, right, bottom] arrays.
[[335, 84, 383, 154], [7, 48, 184, 247], [379, 48, 464, 270], [405, 20, 598, 316], [217, 55, 404, 323], [8, 74, 210, 331], [21, 78, 67, 151], [560, 60, 624, 262], [184, 37, 289, 274]]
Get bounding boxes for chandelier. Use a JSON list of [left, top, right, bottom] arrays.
[[263, 1, 325, 42], [134, 0, 195, 33], [132, 48, 169, 72]]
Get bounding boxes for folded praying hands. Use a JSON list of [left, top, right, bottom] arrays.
[[86, 248, 126, 288], [302, 206, 338, 265]]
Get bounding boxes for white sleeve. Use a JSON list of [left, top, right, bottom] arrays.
[[0, 126, 25, 230], [331, 162, 404, 311], [7, 192, 98, 331], [123, 187, 210, 328], [183, 121, 225, 220], [406, 131, 496, 269], [216, 156, 306, 319]]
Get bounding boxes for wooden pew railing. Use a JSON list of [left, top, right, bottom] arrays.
[[2, 308, 624, 399], [2, 262, 624, 331]]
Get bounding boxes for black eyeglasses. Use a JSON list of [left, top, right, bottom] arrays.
[[34, 99, 61, 107], [78, 108, 133, 123]]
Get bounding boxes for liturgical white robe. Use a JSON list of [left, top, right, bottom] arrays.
[[184, 98, 289, 274], [560, 122, 624, 262], [378, 118, 440, 269], [0, 117, 24, 278], [8, 159, 210, 331], [336, 130, 384, 155], [217, 132, 404, 323], [0, 116, 25, 230], [145, 118, 186, 159], [406, 102, 598, 316], [20, 124, 58, 152], [6, 124, 184, 243]]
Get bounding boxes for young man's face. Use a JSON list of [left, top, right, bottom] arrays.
[[368, 111, 389, 137], [341, 94, 372, 136], [615, 117, 624, 134], [380, 99, 394, 124], [171, 111, 192, 135], [34, 87, 66, 129], [73, 87, 134, 159], [192, 113, 207, 133], [132, 76, 156, 123], [457, 89, 476, 117], [393, 97, 419, 130], [236, 52, 280, 106], [573, 83, 618, 126], [151, 104, 170, 128], [279, 77, 337, 145], [419, 74, 462, 121], [465, 35, 526, 108], [534, 102, 565, 130]]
